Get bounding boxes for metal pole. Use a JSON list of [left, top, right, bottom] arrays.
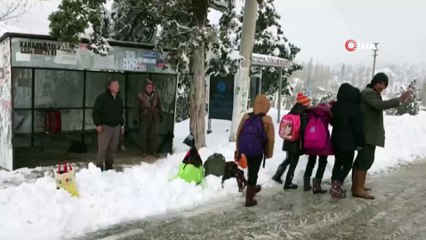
[[258, 67, 262, 95], [277, 68, 283, 123], [372, 42, 379, 78]]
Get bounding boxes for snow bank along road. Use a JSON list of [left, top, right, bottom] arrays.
[[84, 160, 426, 240]]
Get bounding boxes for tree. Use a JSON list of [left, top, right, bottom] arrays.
[[49, 0, 229, 149], [0, 0, 30, 22], [387, 80, 424, 116], [236, 0, 302, 96]]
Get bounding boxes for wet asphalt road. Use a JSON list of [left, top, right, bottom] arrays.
[[83, 161, 426, 240]]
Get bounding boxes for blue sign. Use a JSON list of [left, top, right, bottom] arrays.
[[209, 75, 234, 120]]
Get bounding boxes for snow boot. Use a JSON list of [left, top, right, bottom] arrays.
[[303, 177, 312, 191], [351, 169, 371, 192], [352, 170, 375, 200], [255, 185, 262, 194], [284, 175, 298, 190], [272, 164, 286, 184], [312, 178, 327, 194], [245, 185, 258, 207], [330, 180, 346, 198]]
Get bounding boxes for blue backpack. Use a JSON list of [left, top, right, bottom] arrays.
[[237, 113, 267, 157]]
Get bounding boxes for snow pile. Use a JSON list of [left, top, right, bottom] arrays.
[[1, 109, 426, 239]]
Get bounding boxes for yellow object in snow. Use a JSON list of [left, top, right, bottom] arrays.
[[55, 163, 79, 197]]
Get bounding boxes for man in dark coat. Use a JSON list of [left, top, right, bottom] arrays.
[[352, 72, 412, 199], [92, 80, 124, 171], [135, 80, 163, 157]]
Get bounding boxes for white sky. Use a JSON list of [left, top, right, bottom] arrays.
[[2, 0, 426, 67]]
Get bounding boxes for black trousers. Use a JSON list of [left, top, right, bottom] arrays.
[[304, 155, 328, 180], [281, 152, 300, 184], [331, 151, 355, 183], [247, 155, 263, 186], [353, 145, 376, 171]]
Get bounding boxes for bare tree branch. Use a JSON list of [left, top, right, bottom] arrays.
[[0, 0, 30, 22]]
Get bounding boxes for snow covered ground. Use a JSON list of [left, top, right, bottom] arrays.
[[1, 109, 426, 240]]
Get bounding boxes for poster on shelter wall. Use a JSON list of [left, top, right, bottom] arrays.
[[209, 74, 234, 120], [0, 37, 14, 170]]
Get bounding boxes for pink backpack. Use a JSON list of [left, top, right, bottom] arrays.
[[279, 114, 301, 142], [304, 116, 327, 151]]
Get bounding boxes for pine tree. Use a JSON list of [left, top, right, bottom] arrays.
[[235, 0, 302, 96], [388, 80, 424, 116]]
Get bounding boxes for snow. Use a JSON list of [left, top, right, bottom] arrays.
[[1, 109, 426, 239]]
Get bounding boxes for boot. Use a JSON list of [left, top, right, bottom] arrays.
[[245, 185, 258, 207], [303, 177, 312, 191], [284, 174, 298, 190], [330, 180, 346, 198], [312, 178, 327, 194], [272, 165, 286, 184], [352, 170, 375, 200], [352, 169, 371, 192], [255, 185, 262, 194]]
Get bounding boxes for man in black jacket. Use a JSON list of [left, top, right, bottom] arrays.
[[92, 80, 124, 171]]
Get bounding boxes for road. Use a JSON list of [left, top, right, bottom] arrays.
[[83, 161, 426, 240]]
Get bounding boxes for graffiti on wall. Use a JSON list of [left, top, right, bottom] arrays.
[[0, 37, 13, 170]]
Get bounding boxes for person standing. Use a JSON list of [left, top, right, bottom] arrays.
[[330, 83, 363, 198], [135, 80, 163, 157], [236, 94, 275, 207], [272, 93, 310, 190], [303, 101, 334, 194], [92, 79, 124, 171], [352, 73, 412, 199]]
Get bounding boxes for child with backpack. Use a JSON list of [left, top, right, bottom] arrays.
[[303, 101, 334, 194], [330, 83, 363, 198], [236, 94, 275, 207], [273, 93, 310, 190]]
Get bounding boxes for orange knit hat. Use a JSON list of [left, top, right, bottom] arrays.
[[296, 92, 310, 107]]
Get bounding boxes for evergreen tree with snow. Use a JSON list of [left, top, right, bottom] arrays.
[[236, 0, 302, 96], [388, 80, 424, 116], [49, 0, 232, 149]]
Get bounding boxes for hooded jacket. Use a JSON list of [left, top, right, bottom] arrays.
[[305, 103, 333, 156], [236, 94, 275, 158], [331, 83, 363, 152], [135, 80, 163, 122]]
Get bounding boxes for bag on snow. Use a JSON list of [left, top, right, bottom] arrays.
[[279, 113, 301, 142], [55, 162, 79, 197], [304, 115, 327, 151], [177, 162, 205, 184], [204, 153, 226, 177], [237, 113, 266, 157], [182, 147, 203, 168]]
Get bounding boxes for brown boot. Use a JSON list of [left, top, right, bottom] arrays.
[[352, 169, 371, 192], [312, 178, 327, 194], [245, 185, 258, 207], [352, 170, 375, 200]]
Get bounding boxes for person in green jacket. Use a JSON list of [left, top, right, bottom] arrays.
[[352, 72, 412, 200]]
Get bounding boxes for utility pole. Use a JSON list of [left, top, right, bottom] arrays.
[[372, 42, 379, 78], [229, 0, 259, 142]]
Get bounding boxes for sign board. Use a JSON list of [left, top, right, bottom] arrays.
[[252, 53, 292, 68], [209, 74, 234, 120]]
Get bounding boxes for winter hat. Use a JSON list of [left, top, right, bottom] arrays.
[[296, 92, 310, 107], [369, 72, 389, 88]]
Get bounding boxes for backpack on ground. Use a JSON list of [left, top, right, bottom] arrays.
[[279, 113, 301, 142], [304, 115, 327, 151], [182, 147, 203, 168], [204, 153, 226, 177], [237, 113, 266, 157]]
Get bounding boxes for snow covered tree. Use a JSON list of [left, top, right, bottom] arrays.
[[207, 0, 240, 76], [236, 0, 302, 96], [387, 80, 424, 116], [49, 0, 232, 149]]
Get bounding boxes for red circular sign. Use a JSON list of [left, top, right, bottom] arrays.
[[345, 39, 357, 52]]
